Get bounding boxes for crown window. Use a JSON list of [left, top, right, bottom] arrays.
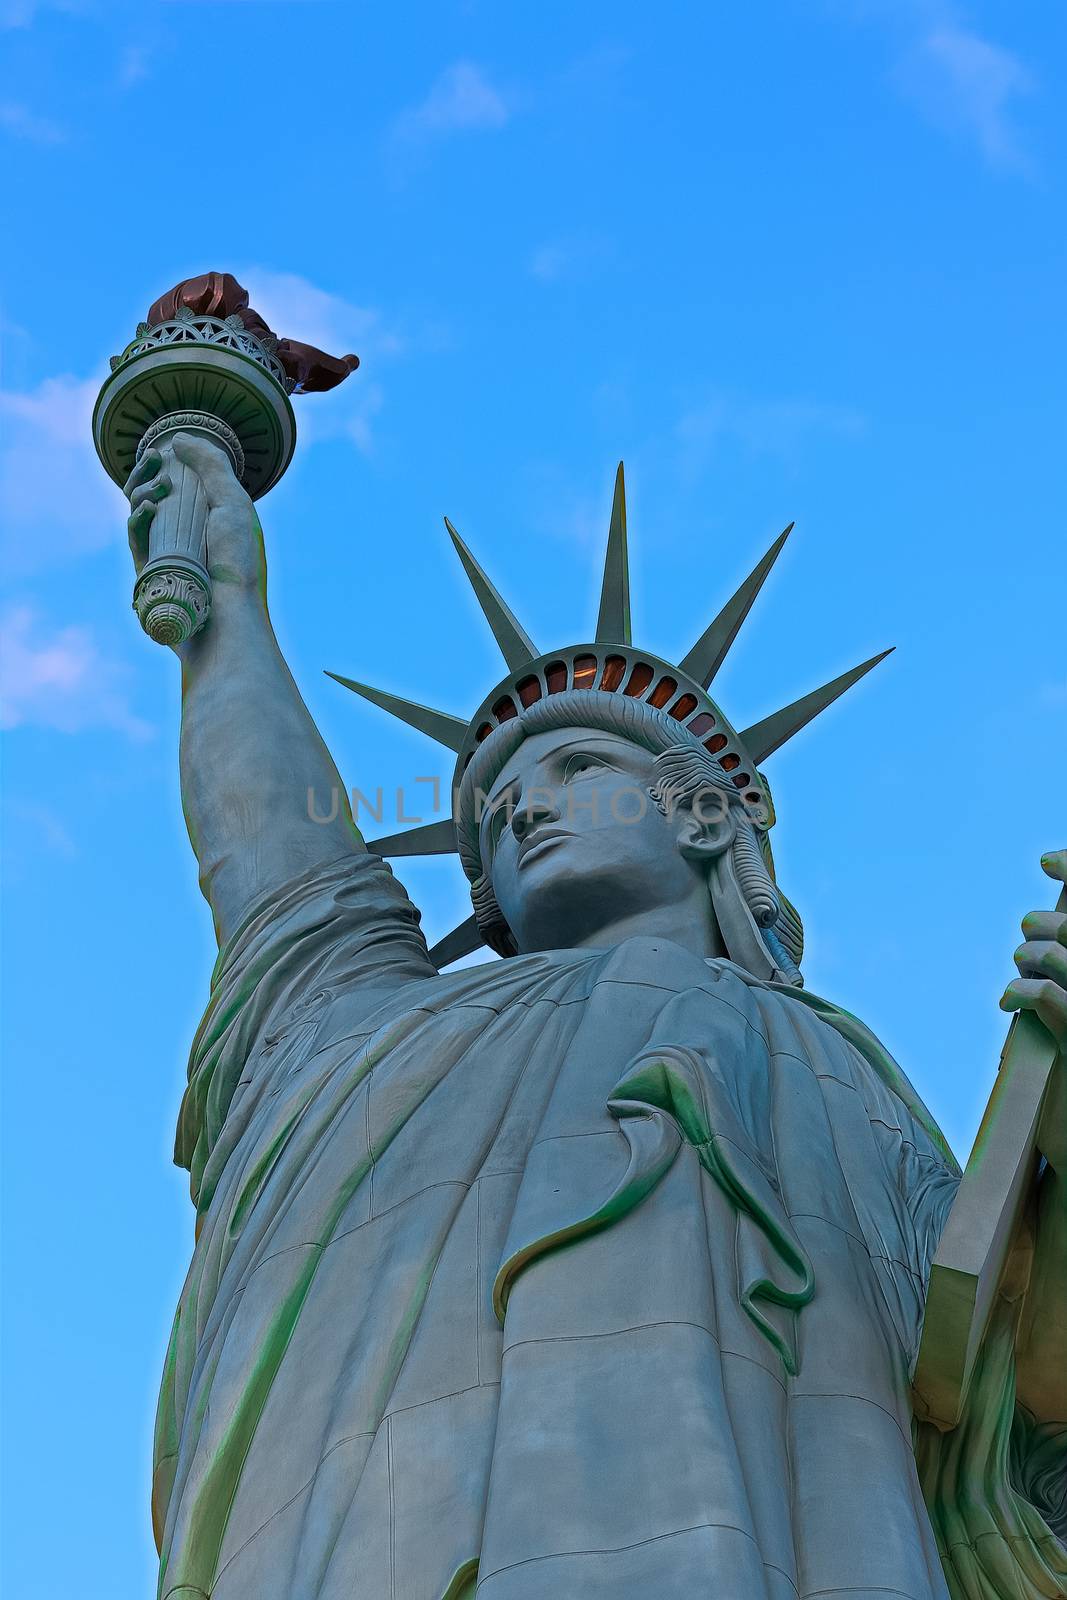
[[623, 663, 654, 697], [649, 676, 678, 709], [599, 655, 626, 691]]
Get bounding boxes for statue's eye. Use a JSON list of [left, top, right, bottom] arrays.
[[488, 799, 512, 851], [563, 753, 606, 783]]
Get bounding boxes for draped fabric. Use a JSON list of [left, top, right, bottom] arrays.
[[151, 853, 1056, 1600]]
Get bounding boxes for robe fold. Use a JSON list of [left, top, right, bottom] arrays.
[[149, 852, 1046, 1599]]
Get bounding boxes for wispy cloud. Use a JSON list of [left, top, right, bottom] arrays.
[[390, 61, 511, 151], [0, 606, 152, 739], [0, 373, 126, 573], [118, 44, 149, 89], [1, 0, 82, 27], [522, 461, 624, 553], [896, 22, 1034, 173], [529, 244, 570, 283], [239, 268, 400, 363], [238, 267, 402, 455], [677, 391, 866, 478], [528, 235, 612, 283], [0, 100, 65, 144], [4, 799, 77, 858]]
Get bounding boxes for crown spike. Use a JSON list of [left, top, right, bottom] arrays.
[[740, 648, 894, 765], [325, 672, 466, 753], [678, 523, 793, 689], [444, 517, 538, 672], [429, 914, 486, 969], [368, 819, 457, 858], [594, 461, 631, 644]]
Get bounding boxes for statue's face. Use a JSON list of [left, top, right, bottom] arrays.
[[479, 725, 722, 953]]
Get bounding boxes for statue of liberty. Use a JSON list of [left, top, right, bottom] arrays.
[[110, 280, 1066, 1600]]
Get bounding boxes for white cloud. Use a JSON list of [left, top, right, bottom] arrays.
[[0, 99, 65, 144], [238, 267, 401, 456], [5, 799, 76, 858], [0, 373, 127, 573], [238, 267, 400, 364], [0, 0, 78, 25], [897, 23, 1034, 172], [677, 392, 865, 477], [529, 244, 570, 282], [391, 62, 510, 146], [118, 45, 149, 88], [0, 606, 152, 739], [528, 235, 613, 283]]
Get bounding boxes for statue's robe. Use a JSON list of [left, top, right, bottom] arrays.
[[154, 852, 975, 1600]]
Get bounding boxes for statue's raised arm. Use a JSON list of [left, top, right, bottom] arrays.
[[96, 273, 365, 945], [125, 431, 364, 944]]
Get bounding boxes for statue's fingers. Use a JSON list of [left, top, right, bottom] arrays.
[[1021, 910, 1067, 947], [1040, 849, 1067, 886], [128, 474, 171, 512], [1000, 977, 1067, 1043], [1014, 940, 1067, 988], [123, 448, 163, 500], [170, 431, 238, 501], [127, 501, 155, 567]]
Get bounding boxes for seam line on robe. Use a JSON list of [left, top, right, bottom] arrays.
[[289, 976, 771, 1055], [799, 1587, 927, 1600], [528, 1126, 623, 1148], [477, 1518, 766, 1584], [381, 1376, 502, 1426], [359, 1022, 550, 1491], [764, 1560, 801, 1594], [721, 1343, 789, 1395], [943, 1528, 1067, 1555], [521, 1125, 781, 1187], [787, 1210, 925, 1286], [236, 976, 772, 1136], [228, 1178, 493, 1303], [768, 1052, 938, 1169], [210, 1430, 375, 1586], [475, 1173, 483, 1388], [790, 1387, 913, 1446], [501, 1318, 721, 1357], [811, 1068, 865, 1091], [805, 1071, 948, 1171], [358, 1001, 584, 1171], [387, 1414, 396, 1600]]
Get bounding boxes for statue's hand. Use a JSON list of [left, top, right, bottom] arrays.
[[1001, 849, 1067, 1172], [124, 432, 267, 597]]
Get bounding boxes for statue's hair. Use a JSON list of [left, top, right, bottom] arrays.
[[455, 688, 804, 976]]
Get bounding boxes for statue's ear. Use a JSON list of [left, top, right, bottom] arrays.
[[676, 790, 737, 863]]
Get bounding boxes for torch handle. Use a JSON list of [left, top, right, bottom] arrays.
[[131, 412, 243, 647], [148, 442, 211, 568]]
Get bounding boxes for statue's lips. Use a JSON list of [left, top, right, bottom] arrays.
[[518, 827, 573, 868]]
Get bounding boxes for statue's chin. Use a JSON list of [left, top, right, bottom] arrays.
[[506, 859, 640, 953]]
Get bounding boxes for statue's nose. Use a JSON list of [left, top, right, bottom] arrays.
[[511, 788, 561, 841]]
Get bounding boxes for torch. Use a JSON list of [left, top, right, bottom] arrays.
[[92, 274, 357, 646]]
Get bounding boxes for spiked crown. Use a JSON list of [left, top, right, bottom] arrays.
[[329, 465, 891, 967]]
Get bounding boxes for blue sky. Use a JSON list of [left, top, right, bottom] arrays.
[[1, 2, 1065, 1594]]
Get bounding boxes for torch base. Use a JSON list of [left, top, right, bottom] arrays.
[[134, 555, 212, 647]]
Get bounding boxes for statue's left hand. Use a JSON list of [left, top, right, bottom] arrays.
[[1001, 849, 1067, 1172]]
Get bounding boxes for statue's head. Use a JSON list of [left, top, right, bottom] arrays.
[[454, 690, 802, 977], [330, 465, 892, 983]]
